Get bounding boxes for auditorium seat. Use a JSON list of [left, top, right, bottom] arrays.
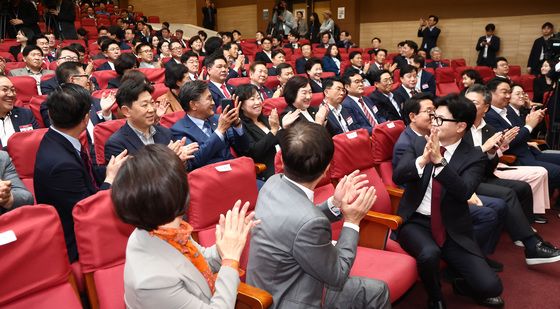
[[0, 205, 82, 309], [371, 120, 406, 191], [0, 51, 15, 62], [509, 65, 522, 79], [520, 74, 536, 100], [310, 92, 325, 107], [93, 119, 126, 165], [364, 86, 376, 96], [435, 67, 460, 96], [264, 76, 280, 90], [8, 76, 38, 106], [262, 97, 287, 116], [28, 95, 47, 128], [137, 68, 165, 84], [159, 111, 186, 128], [151, 83, 169, 99], [228, 77, 251, 87], [147, 16, 160, 23], [451, 58, 467, 69], [91, 70, 118, 89], [475, 66, 495, 83]]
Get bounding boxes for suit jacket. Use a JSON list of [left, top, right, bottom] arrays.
[[124, 228, 238, 308], [324, 103, 361, 136], [202, 6, 217, 29], [257, 85, 274, 100], [104, 122, 173, 162], [484, 107, 533, 160], [279, 105, 318, 127], [309, 79, 323, 93], [267, 67, 278, 77], [6, 0, 41, 38], [0, 151, 34, 215], [425, 61, 449, 69], [254, 51, 273, 64], [9, 45, 23, 60], [40, 75, 59, 95], [208, 82, 235, 111], [527, 36, 551, 74], [392, 126, 420, 171], [392, 85, 415, 107], [418, 70, 436, 95], [341, 95, 385, 134], [463, 123, 500, 180], [170, 114, 250, 170], [476, 35, 500, 67], [393, 137, 486, 257], [393, 55, 409, 70], [369, 89, 402, 121], [95, 61, 114, 71], [295, 57, 309, 74], [34, 129, 109, 262], [322, 56, 340, 75], [241, 116, 278, 180], [247, 174, 353, 309], [417, 26, 441, 55], [9, 68, 54, 77], [9, 106, 40, 133], [41, 97, 106, 128]]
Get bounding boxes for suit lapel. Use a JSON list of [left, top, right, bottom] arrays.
[[122, 123, 146, 152]]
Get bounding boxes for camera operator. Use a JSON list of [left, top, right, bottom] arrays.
[[1, 0, 40, 40], [42, 0, 77, 40], [271, 0, 295, 39], [544, 38, 560, 148]]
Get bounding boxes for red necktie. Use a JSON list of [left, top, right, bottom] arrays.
[[260, 87, 269, 100], [358, 98, 376, 126], [79, 141, 99, 191], [220, 84, 231, 99], [431, 146, 446, 246]]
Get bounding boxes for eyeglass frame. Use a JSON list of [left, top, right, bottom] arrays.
[[430, 114, 460, 126]]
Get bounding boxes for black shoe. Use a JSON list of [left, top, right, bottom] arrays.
[[533, 215, 548, 224], [427, 299, 446, 309], [525, 241, 560, 265], [453, 278, 504, 307], [478, 296, 505, 307], [485, 257, 504, 272]]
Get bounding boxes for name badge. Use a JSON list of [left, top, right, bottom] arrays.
[[372, 106, 379, 114], [19, 124, 33, 132], [346, 116, 354, 126], [96, 110, 104, 119], [422, 83, 429, 90]]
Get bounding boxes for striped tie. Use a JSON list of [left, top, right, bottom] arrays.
[[359, 98, 376, 126]]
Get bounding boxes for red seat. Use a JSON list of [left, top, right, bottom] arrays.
[[0, 206, 82, 308], [4, 61, 26, 75], [160, 111, 186, 128], [435, 67, 460, 96], [0, 51, 15, 62], [6, 129, 48, 199], [320, 71, 335, 79], [310, 92, 324, 107], [73, 190, 134, 309], [228, 77, 251, 87], [137, 68, 165, 84], [364, 86, 376, 96], [371, 120, 406, 188], [475, 66, 495, 83], [262, 97, 287, 116], [28, 95, 47, 128], [147, 16, 160, 23], [520, 74, 536, 96], [151, 83, 169, 99], [264, 76, 280, 90], [451, 58, 466, 69], [81, 18, 97, 27], [509, 65, 521, 79], [91, 70, 118, 89], [8, 76, 38, 105], [93, 119, 126, 165]]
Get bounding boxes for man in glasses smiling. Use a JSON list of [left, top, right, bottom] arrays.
[[40, 46, 81, 95]]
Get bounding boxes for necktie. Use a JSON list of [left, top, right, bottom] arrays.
[[220, 84, 231, 99], [358, 98, 376, 126], [203, 120, 213, 137], [431, 146, 446, 247], [80, 147, 99, 191], [260, 87, 269, 100], [410, 89, 418, 96]]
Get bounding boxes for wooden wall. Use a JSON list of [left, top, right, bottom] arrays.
[[129, 0, 197, 24], [216, 4, 258, 35], [360, 14, 560, 71]]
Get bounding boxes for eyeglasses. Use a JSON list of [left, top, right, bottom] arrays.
[[0, 87, 16, 94], [140, 49, 153, 54], [351, 79, 364, 85], [71, 74, 90, 79], [380, 77, 393, 84], [431, 114, 460, 126], [171, 46, 183, 51], [419, 109, 434, 114], [59, 56, 79, 62]]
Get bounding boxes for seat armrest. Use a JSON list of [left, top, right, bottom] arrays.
[[499, 154, 516, 165], [254, 163, 267, 174], [358, 210, 402, 250], [386, 186, 403, 215], [236, 282, 273, 309]]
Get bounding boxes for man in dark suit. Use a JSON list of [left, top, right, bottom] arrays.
[[370, 70, 403, 121], [164, 41, 184, 71], [0, 150, 34, 215], [527, 22, 555, 75], [95, 39, 121, 71], [170, 80, 250, 170], [268, 49, 287, 76], [346, 51, 372, 86], [34, 84, 127, 262], [426, 47, 449, 69], [392, 65, 420, 107], [342, 70, 384, 134], [205, 55, 236, 110], [0, 75, 40, 148], [394, 40, 418, 70], [394, 94, 504, 308], [202, 0, 217, 30], [40, 46, 81, 95], [249, 62, 274, 100], [254, 38, 273, 64], [322, 77, 360, 136], [283, 30, 301, 50], [476, 24, 501, 67], [45, 0, 78, 39], [411, 55, 437, 95], [6, 0, 41, 38], [295, 43, 313, 74], [417, 15, 441, 59]]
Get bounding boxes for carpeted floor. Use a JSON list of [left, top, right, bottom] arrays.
[[393, 212, 560, 309]]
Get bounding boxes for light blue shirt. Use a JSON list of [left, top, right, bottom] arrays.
[[50, 126, 81, 154], [187, 115, 244, 142]]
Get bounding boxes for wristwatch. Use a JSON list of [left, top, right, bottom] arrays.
[[433, 158, 448, 168]]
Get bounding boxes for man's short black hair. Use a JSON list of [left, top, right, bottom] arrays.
[[46, 83, 92, 129], [164, 63, 188, 89], [101, 39, 119, 52], [116, 79, 154, 108], [55, 61, 82, 84], [434, 94, 476, 131], [412, 55, 425, 68], [542, 22, 554, 29], [322, 76, 343, 91], [261, 37, 272, 45], [179, 80, 208, 111], [135, 42, 151, 54], [485, 23, 496, 32], [204, 36, 224, 57], [250, 61, 267, 73], [429, 15, 439, 23], [22, 45, 42, 57], [465, 84, 492, 105], [181, 50, 199, 63], [305, 57, 322, 73], [403, 92, 434, 124], [232, 29, 241, 36], [108, 25, 124, 39], [486, 77, 510, 92], [372, 69, 391, 84], [205, 54, 227, 68], [373, 48, 387, 56], [278, 121, 334, 183], [492, 57, 508, 69], [349, 51, 361, 61], [30, 34, 48, 46], [114, 53, 137, 75], [404, 40, 418, 53], [341, 69, 361, 86], [221, 31, 233, 40], [372, 37, 381, 43], [276, 62, 293, 75], [112, 144, 189, 231], [288, 30, 300, 39], [284, 76, 309, 106], [320, 31, 331, 39], [400, 65, 418, 77], [271, 49, 286, 59], [56, 46, 79, 59]]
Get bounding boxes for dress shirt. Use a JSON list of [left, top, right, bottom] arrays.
[[108, 61, 115, 70], [301, 109, 314, 122], [187, 114, 243, 142], [326, 102, 349, 132], [128, 121, 157, 145], [470, 119, 496, 159], [483, 36, 492, 58], [210, 80, 231, 98], [139, 61, 156, 68], [490, 105, 513, 126], [0, 115, 15, 146], [50, 126, 81, 153], [414, 138, 461, 215], [333, 57, 341, 71], [382, 92, 401, 116]]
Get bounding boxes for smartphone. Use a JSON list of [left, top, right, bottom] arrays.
[[221, 98, 234, 111]]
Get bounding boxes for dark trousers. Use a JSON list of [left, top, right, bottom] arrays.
[[519, 150, 560, 190], [398, 214, 503, 302], [472, 195, 508, 255]]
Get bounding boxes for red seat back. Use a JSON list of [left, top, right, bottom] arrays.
[[8, 76, 39, 105], [264, 76, 280, 90], [509, 65, 521, 78], [435, 67, 456, 83], [160, 111, 186, 128], [228, 77, 251, 87], [93, 119, 126, 165], [147, 16, 160, 23], [151, 83, 169, 99], [29, 95, 47, 128], [310, 92, 324, 107], [451, 58, 466, 69], [91, 70, 118, 89], [475, 66, 495, 83], [371, 120, 406, 163], [0, 51, 15, 62], [137, 68, 165, 84], [262, 97, 287, 116], [7, 129, 48, 180], [364, 86, 376, 96]]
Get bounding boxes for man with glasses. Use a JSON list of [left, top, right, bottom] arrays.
[[9, 45, 54, 94], [369, 69, 403, 121], [394, 94, 505, 308], [180, 51, 200, 81], [41, 46, 81, 95], [342, 70, 384, 134], [96, 39, 121, 71], [164, 41, 185, 70], [0, 75, 40, 147], [136, 43, 159, 69]]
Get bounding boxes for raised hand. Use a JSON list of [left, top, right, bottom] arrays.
[[105, 150, 129, 184], [281, 109, 301, 128], [99, 91, 117, 117], [269, 108, 280, 134], [215, 200, 260, 261]]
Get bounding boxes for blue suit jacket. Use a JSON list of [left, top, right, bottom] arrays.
[[392, 85, 413, 107], [342, 95, 385, 134], [170, 114, 250, 170], [254, 51, 273, 64], [392, 126, 419, 171], [40, 76, 59, 96], [208, 82, 236, 112], [419, 70, 436, 95], [104, 122, 173, 162], [368, 89, 402, 122], [295, 57, 309, 74], [324, 103, 361, 136], [484, 107, 533, 159], [322, 56, 340, 75], [34, 129, 109, 262], [95, 61, 113, 71]]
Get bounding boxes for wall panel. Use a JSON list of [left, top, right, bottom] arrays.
[[216, 5, 258, 36], [130, 0, 197, 24]]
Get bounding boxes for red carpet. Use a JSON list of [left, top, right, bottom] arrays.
[[394, 212, 560, 308]]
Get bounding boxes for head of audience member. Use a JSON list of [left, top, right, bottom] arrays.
[[16, 28, 34, 45], [305, 58, 323, 82], [373, 49, 387, 65], [349, 51, 364, 68], [325, 44, 340, 60], [179, 80, 214, 120], [120, 10, 129, 20], [175, 29, 184, 40], [287, 31, 300, 44], [98, 26, 109, 38], [397, 41, 405, 56], [271, 49, 286, 67], [417, 49, 427, 59], [68, 43, 86, 63], [271, 36, 282, 49], [427, 15, 439, 27], [135, 21, 145, 32], [249, 61, 268, 87], [301, 43, 312, 58], [322, 10, 333, 21], [485, 23, 496, 37], [309, 12, 319, 23], [108, 26, 125, 42], [136, 43, 154, 64], [22, 45, 43, 72], [410, 55, 425, 69], [86, 6, 95, 17], [429, 47, 443, 62], [433, 94, 476, 145], [76, 28, 88, 40], [181, 51, 200, 75], [162, 22, 170, 29], [402, 40, 418, 58], [124, 28, 135, 42], [102, 39, 121, 62], [255, 31, 264, 42], [0, 76, 17, 118], [32, 34, 50, 56], [403, 92, 434, 131], [320, 32, 331, 45], [115, 53, 138, 76], [232, 30, 242, 42], [235, 84, 264, 122], [188, 36, 204, 54], [323, 77, 346, 107], [371, 37, 381, 49], [204, 36, 223, 57], [493, 57, 509, 77], [509, 84, 529, 110], [276, 63, 294, 86], [157, 40, 171, 58], [373, 70, 393, 95], [56, 47, 80, 65], [45, 33, 56, 48], [120, 70, 151, 86], [461, 69, 483, 89], [342, 70, 365, 97], [206, 55, 228, 84], [284, 76, 312, 111], [539, 60, 552, 77], [487, 78, 511, 109], [56, 61, 90, 90], [161, 28, 171, 40], [116, 17, 124, 28], [465, 84, 492, 126], [296, 11, 303, 21], [46, 83, 92, 134], [339, 31, 351, 43], [127, 4, 134, 13], [198, 30, 208, 42], [400, 65, 418, 91], [151, 36, 160, 49], [116, 79, 156, 133], [261, 37, 272, 52], [223, 42, 239, 61], [112, 144, 189, 231], [221, 32, 233, 44], [170, 41, 184, 60], [542, 22, 554, 37], [278, 121, 334, 186]]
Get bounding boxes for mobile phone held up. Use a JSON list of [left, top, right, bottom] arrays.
[[221, 98, 234, 112]]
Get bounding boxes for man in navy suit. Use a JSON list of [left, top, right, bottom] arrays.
[[34, 84, 127, 262], [95, 39, 121, 71], [322, 77, 360, 136], [170, 80, 250, 170], [0, 76, 40, 148], [206, 55, 236, 110], [392, 65, 420, 107], [295, 43, 313, 74], [476, 24, 501, 67], [411, 55, 436, 95], [394, 40, 418, 70], [249, 61, 274, 100], [254, 37, 273, 64], [341, 70, 384, 134], [369, 70, 403, 121], [417, 15, 441, 59]]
